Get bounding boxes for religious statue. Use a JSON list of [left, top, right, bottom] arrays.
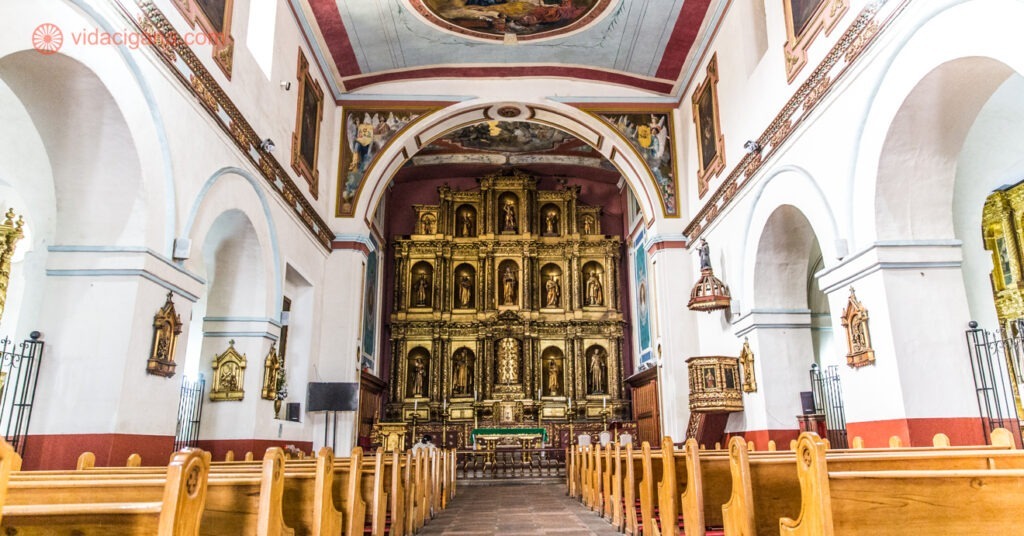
[[503, 199, 517, 232], [545, 275, 560, 308], [458, 273, 473, 308], [497, 338, 520, 384], [420, 213, 436, 235], [410, 357, 426, 396], [698, 238, 712, 271], [589, 347, 606, 394], [546, 359, 561, 396], [453, 349, 472, 394], [501, 266, 518, 305], [414, 274, 430, 307], [585, 270, 604, 306], [582, 215, 594, 234], [545, 210, 558, 234], [460, 210, 475, 237]]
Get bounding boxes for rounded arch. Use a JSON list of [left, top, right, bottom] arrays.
[[354, 100, 666, 228], [850, 0, 1024, 246], [739, 166, 839, 309], [1, 0, 177, 253], [184, 168, 282, 319]]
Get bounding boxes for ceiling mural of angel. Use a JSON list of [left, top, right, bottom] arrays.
[[597, 112, 679, 217], [337, 109, 428, 217]]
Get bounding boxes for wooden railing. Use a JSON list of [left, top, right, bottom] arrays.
[[456, 447, 565, 479]]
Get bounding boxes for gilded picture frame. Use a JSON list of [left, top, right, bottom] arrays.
[[170, 0, 235, 78], [291, 50, 324, 199], [782, 0, 849, 83], [692, 53, 726, 198]]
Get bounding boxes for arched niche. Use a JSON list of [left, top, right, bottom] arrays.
[[410, 261, 434, 308], [498, 259, 520, 307], [584, 344, 608, 395], [581, 261, 605, 307], [541, 346, 565, 397], [540, 203, 561, 236], [540, 263, 563, 309], [418, 212, 437, 235], [407, 346, 431, 398], [453, 263, 476, 309], [451, 346, 476, 396], [498, 192, 520, 234], [455, 204, 477, 238], [495, 337, 522, 385]]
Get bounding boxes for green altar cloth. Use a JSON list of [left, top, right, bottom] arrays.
[[470, 427, 548, 442]]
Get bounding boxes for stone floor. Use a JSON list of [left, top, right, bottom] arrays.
[[418, 483, 620, 535]]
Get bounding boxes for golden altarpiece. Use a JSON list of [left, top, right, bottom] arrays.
[[385, 171, 627, 448]]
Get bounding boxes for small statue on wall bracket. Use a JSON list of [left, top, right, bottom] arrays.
[[147, 292, 182, 377]]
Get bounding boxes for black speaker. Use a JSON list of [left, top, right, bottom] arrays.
[[800, 391, 816, 414], [286, 402, 301, 422], [306, 382, 359, 411]]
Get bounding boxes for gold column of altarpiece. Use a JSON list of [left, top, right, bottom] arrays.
[[386, 171, 626, 439]]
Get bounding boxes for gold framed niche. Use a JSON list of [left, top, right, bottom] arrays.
[[405, 346, 431, 399], [693, 53, 726, 198], [210, 340, 246, 401], [539, 202, 562, 237], [455, 203, 478, 238], [539, 263, 564, 310], [841, 287, 876, 368], [540, 345, 566, 398], [782, 0, 849, 83], [146, 292, 182, 378], [578, 207, 602, 236], [409, 261, 434, 309], [450, 346, 477, 400], [291, 50, 324, 198], [581, 260, 607, 309], [414, 205, 439, 236], [497, 259, 521, 309], [452, 263, 477, 310], [497, 192, 521, 234]]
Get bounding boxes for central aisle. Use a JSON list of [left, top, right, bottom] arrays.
[[420, 482, 621, 535]]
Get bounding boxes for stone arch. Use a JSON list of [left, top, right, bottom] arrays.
[[352, 100, 667, 229]]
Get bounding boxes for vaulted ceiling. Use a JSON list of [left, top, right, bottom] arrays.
[[292, 0, 722, 98]]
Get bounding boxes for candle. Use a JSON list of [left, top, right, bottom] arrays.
[[603, 397, 607, 409], [538, 388, 542, 399], [568, 398, 572, 410], [414, 400, 418, 412]]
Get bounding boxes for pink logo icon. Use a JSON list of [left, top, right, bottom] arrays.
[[32, 23, 63, 55]]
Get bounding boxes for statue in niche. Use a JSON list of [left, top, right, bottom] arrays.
[[460, 210, 475, 237], [582, 215, 594, 235], [414, 274, 431, 307], [453, 349, 472, 395], [420, 213, 436, 235], [545, 210, 558, 234], [503, 199, 517, 232], [545, 274, 561, 308], [458, 273, 473, 308], [585, 270, 604, 306], [410, 356, 427, 397], [497, 338, 520, 384], [588, 347, 606, 394], [546, 359, 562, 396], [501, 266, 518, 305]]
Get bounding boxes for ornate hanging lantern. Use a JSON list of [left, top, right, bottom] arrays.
[[688, 238, 732, 312]]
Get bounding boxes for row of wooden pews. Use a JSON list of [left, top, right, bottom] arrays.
[[568, 428, 1023, 535], [0, 441, 456, 535]]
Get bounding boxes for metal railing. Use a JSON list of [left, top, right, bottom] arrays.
[[0, 332, 44, 456], [174, 375, 205, 451], [965, 322, 1022, 444], [810, 364, 849, 448]]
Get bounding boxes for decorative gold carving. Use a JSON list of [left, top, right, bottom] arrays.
[[0, 209, 24, 324], [261, 343, 281, 401], [982, 185, 1024, 415], [373, 421, 409, 451], [146, 292, 182, 377], [169, 0, 236, 78], [190, 74, 219, 113], [841, 288, 875, 368], [782, 0, 849, 83], [739, 338, 757, 393], [291, 50, 323, 198], [687, 356, 743, 413], [210, 340, 246, 401], [693, 54, 726, 198], [496, 338, 521, 385]]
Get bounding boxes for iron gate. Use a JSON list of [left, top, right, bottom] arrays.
[[0, 332, 44, 456], [174, 375, 205, 450], [809, 364, 848, 448], [964, 322, 1022, 443]]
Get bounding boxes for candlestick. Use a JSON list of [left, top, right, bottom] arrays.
[[603, 396, 607, 409], [414, 400, 418, 413]]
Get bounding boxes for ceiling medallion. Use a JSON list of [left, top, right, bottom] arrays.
[[408, 0, 617, 43], [496, 106, 521, 118]]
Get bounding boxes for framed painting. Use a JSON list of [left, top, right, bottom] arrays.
[[170, 0, 235, 77], [632, 231, 653, 369], [360, 246, 379, 372], [291, 50, 324, 198], [692, 53, 725, 198], [336, 106, 435, 217], [594, 110, 680, 218], [782, 0, 849, 82]]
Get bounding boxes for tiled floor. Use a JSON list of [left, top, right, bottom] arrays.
[[418, 483, 621, 535]]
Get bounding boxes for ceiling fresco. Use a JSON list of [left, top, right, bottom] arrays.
[[295, 0, 718, 95], [411, 0, 611, 42], [435, 121, 578, 153]]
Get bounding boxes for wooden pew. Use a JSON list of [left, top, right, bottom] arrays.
[[723, 430, 1024, 536], [622, 442, 643, 536], [2, 448, 209, 535], [601, 442, 614, 520], [779, 433, 1024, 535], [609, 442, 625, 530]]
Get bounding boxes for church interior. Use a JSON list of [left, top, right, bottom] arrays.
[[1, 0, 1023, 533]]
